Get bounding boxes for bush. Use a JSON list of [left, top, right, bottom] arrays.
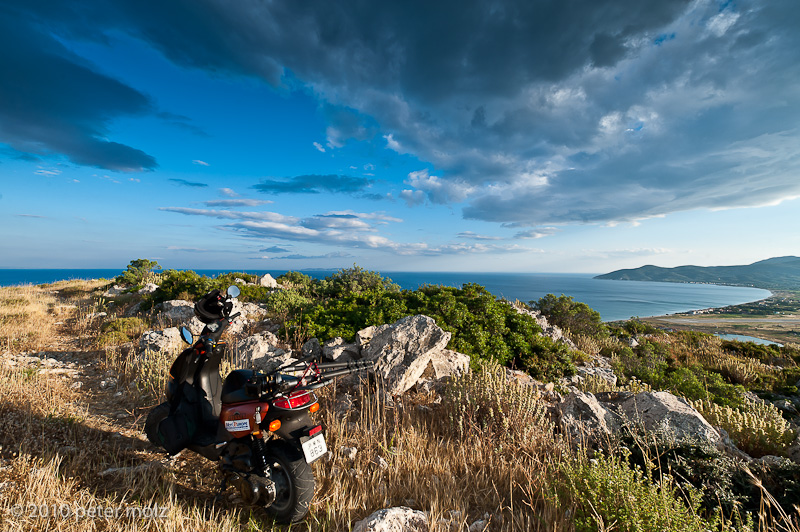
[[444, 359, 551, 446], [96, 317, 148, 346], [554, 449, 718, 532], [315, 265, 401, 299], [692, 398, 796, 458], [532, 293, 607, 338], [618, 428, 751, 523], [115, 259, 161, 287]]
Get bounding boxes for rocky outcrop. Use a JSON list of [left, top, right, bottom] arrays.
[[158, 300, 195, 322], [236, 331, 293, 372], [137, 283, 159, 294], [352, 507, 428, 532], [615, 391, 721, 445], [302, 338, 322, 358], [139, 328, 183, 353], [103, 285, 126, 297], [558, 391, 620, 439], [558, 390, 721, 447], [361, 315, 452, 395], [322, 337, 360, 362], [259, 274, 278, 288], [575, 366, 618, 387], [428, 349, 470, 380]]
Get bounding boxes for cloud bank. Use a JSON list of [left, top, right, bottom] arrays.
[[5, 0, 800, 227], [161, 206, 530, 256]]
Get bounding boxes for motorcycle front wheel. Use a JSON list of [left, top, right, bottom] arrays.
[[262, 439, 315, 523]]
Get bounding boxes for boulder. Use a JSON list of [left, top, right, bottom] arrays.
[[158, 300, 195, 322], [185, 316, 206, 336], [138, 283, 159, 295], [103, 285, 126, 297], [236, 332, 292, 372], [557, 391, 620, 439], [361, 315, 451, 395], [259, 274, 278, 288], [139, 328, 183, 353], [559, 390, 722, 447], [302, 338, 322, 359], [352, 507, 428, 532], [232, 301, 268, 320], [614, 391, 721, 445], [356, 326, 377, 348], [576, 366, 618, 387], [322, 337, 360, 362], [429, 349, 470, 380]]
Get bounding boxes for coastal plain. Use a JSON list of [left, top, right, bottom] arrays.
[[641, 291, 800, 345]]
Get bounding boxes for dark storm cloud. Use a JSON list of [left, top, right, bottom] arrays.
[[7, 0, 800, 226], [253, 175, 373, 195], [0, 5, 157, 171]]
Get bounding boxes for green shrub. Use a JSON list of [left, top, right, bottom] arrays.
[[265, 290, 313, 319], [276, 271, 315, 295], [532, 293, 607, 338], [315, 265, 401, 299], [444, 359, 551, 446], [554, 449, 718, 532], [96, 317, 148, 346], [613, 339, 747, 408], [619, 429, 749, 523], [692, 398, 796, 458], [115, 259, 161, 287]]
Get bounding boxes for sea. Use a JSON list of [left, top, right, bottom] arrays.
[[0, 268, 771, 323]]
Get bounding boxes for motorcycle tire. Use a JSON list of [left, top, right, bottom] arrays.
[[145, 402, 170, 448], [262, 439, 315, 524]]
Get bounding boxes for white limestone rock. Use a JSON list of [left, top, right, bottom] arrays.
[[352, 507, 429, 532], [361, 315, 451, 395]]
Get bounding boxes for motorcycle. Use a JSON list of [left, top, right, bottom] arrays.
[[145, 286, 373, 523]]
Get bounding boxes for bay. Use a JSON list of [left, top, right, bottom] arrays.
[[0, 269, 769, 323]]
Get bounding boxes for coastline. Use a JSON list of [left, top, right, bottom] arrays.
[[640, 289, 800, 345]]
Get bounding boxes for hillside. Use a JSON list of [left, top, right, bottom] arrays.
[[595, 256, 800, 290]]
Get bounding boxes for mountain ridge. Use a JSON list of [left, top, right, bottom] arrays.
[[595, 256, 800, 290]]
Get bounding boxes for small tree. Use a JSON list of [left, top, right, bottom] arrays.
[[532, 293, 607, 338], [116, 259, 162, 286]]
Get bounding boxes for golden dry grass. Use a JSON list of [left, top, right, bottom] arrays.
[[2, 280, 799, 532]]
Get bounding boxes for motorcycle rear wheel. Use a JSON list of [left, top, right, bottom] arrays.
[[262, 439, 315, 523]]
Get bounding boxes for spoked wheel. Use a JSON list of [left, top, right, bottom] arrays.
[[145, 402, 170, 448], [262, 439, 315, 523]]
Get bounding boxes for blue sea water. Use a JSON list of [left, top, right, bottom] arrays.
[[0, 268, 770, 323]]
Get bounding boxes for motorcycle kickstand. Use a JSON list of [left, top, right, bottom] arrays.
[[213, 473, 230, 505]]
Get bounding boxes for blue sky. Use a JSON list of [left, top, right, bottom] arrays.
[[1, 0, 798, 272]]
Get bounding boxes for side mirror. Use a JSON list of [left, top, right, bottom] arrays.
[[179, 326, 193, 345], [226, 285, 241, 298]]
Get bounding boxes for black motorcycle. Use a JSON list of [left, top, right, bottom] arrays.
[[145, 286, 373, 523]]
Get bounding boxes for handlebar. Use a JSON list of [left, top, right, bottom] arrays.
[[246, 358, 374, 397]]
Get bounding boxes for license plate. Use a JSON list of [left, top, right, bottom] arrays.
[[301, 433, 327, 463]]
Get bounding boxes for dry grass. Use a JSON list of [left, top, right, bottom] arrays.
[[3, 280, 800, 532]]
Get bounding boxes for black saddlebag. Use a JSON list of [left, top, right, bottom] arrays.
[[157, 384, 201, 455]]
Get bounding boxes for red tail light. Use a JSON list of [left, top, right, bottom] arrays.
[[272, 390, 315, 410]]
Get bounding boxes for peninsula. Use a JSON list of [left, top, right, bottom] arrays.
[[598, 256, 800, 343], [595, 256, 800, 290]]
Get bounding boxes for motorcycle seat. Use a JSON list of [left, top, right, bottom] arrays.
[[221, 369, 258, 404]]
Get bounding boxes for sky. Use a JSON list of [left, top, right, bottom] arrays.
[[1, 0, 798, 273]]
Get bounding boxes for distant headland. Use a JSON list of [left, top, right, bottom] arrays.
[[595, 256, 800, 291]]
